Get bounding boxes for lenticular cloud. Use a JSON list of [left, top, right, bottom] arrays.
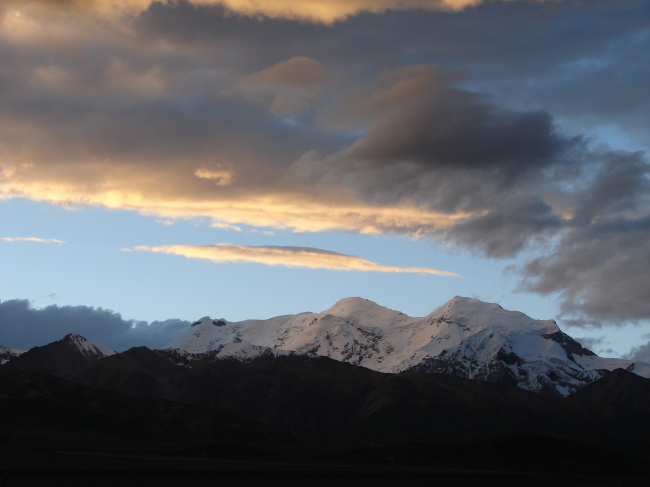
[[131, 243, 460, 276]]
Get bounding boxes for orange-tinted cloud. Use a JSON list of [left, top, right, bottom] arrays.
[[131, 243, 461, 276], [0, 172, 468, 234]]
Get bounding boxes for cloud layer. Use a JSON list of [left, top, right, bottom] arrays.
[[0, 299, 190, 351], [132, 243, 460, 276], [0, 0, 564, 23], [0, 0, 649, 326]]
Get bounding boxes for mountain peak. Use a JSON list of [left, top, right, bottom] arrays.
[[326, 297, 384, 313], [0, 346, 25, 365], [163, 295, 650, 396], [320, 297, 405, 325], [61, 333, 116, 358], [191, 316, 228, 328], [429, 296, 559, 334], [62, 332, 85, 342]]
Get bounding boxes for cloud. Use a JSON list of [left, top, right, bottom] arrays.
[[0, 0, 566, 24], [445, 197, 564, 257], [309, 63, 650, 324], [519, 151, 650, 325], [211, 222, 242, 231], [315, 65, 576, 214], [132, 243, 460, 276], [521, 212, 650, 326], [1, 237, 64, 244], [194, 167, 236, 186], [238, 57, 329, 115], [242, 57, 327, 88], [625, 335, 650, 363], [572, 336, 605, 352], [1, 172, 468, 235], [324, 65, 571, 174], [305, 64, 576, 256], [0, 299, 191, 351]]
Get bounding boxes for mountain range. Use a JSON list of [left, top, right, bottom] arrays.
[[163, 296, 650, 396], [2, 296, 650, 483], [4, 296, 650, 396]]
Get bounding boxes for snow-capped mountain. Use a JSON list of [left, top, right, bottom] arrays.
[[0, 345, 25, 364], [164, 296, 650, 396]]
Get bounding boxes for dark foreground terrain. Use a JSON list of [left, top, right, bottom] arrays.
[[4, 431, 650, 487], [2, 352, 650, 486]]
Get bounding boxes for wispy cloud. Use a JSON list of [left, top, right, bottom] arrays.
[[1, 237, 64, 244], [211, 222, 243, 232], [131, 243, 460, 276]]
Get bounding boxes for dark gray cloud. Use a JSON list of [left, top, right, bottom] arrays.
[[521, 213, 650, 325], [303, 65, 577, 256], [570, 151, 650, 226], [0, 299, 190, 351], [338, 76, 569, 172], [515, 150, 650, 325], [446, 197, 565, 257], [316, 65, 576, 207], [133, 0, 650, 149], [310, 65, 650, 322]]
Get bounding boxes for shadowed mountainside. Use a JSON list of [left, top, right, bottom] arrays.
[[69, 347, 650, 455], [573, 368, 650, 413], [3, 343, 650, 484], [0, 333, 114, 379]]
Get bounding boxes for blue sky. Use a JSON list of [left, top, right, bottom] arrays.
[[1, 0, 649, 359]]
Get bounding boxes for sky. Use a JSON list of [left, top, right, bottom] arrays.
[[1, 0, 649, 359]]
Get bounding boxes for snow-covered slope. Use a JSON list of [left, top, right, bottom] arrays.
[[164, 296, 650, 395], [0, 346, 25, 364]]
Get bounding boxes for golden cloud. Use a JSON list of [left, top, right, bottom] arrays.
[[194, 168, 236, 186], [0, 172, 468, 234], [131, 243, 461, 276]]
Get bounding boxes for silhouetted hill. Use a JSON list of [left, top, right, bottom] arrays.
[[0, 370, 283, 447], [74, 346, 185, 398], [573, 368, 650, 413], [67, 350, 650, 456], [0, 334, 114, 379], [4, 344, 650, 483]]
